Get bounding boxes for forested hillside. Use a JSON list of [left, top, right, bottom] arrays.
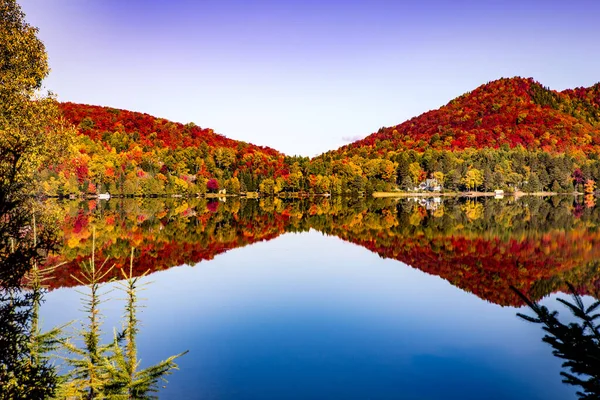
[[336, 77, 600, 154], [39, 77, 600, 197], [41, 103, 288, 196], [319, 77, 600, 193]]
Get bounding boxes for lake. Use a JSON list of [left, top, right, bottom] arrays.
[[39, 196, 599, 399]]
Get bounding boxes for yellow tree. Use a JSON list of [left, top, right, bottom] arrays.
[[432, 171, 445, 189], [461, 169, 484, 192], [1, 1, 73, 397], [0, 0, 74, 196], [408, 162, 424, 185], [584, 179, 595, 194]]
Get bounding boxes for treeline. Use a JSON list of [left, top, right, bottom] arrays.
[[41, 105, 600, 197], [363, 147, 599, 193]]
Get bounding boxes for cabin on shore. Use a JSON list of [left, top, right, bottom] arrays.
[[416, 179, 442, 192]]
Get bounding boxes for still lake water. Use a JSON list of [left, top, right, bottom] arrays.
[[40, 196, 599, 399]]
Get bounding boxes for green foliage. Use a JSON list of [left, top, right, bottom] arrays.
[[57, 231, 118, 398], [57, 234, 187, 399]]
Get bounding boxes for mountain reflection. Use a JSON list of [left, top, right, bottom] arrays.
[[46, 196, 600, 306]]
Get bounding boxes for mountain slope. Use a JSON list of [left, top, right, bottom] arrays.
[[42, 103, 289, 195], [334, 77, 600, 157], [59, 102, 282, 156]]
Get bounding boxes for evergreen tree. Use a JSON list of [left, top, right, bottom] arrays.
[[103, 249, 188, 398], [58, 233, 188, 399], [513, 285, 600, 400]]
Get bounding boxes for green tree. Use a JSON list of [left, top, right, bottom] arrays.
[[103, 249, 188, 398], [513, 285, 600, 400], [58, 239, 187, 399]]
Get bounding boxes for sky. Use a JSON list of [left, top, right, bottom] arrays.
[[19, 0, 600, 157]]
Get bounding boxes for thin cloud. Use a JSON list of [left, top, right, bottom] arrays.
[[341, 135, 365, 143]]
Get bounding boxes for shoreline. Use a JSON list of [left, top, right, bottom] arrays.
[[371, 191, 577, 198]]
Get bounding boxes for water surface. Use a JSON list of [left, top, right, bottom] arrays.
[[41, 196, 598, 399]]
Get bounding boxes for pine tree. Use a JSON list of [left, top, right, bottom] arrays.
[[103, 248, 188, 399], [513, 285, 600, 399], [58, 233, 188, 399], [0, 216, 66, 400], [57, 229, 116, 399]]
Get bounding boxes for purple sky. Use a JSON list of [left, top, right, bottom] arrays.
[[20, 0, 600, 156]]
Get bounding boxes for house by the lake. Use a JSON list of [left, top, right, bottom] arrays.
[[417, 179, 442, 192]]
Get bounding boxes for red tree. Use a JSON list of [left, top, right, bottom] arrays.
[[207, 179, 219, 192]]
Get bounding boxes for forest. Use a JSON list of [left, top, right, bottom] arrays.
[[38, 77, 600, 197]]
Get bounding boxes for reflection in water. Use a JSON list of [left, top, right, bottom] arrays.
[[48, 196, 600, 306], [35, 195, 600, 399], [514, 285, 600, 400], [0, 199, 61, 396]]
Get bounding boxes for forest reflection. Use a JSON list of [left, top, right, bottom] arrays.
[[46, 195, 600, 306]]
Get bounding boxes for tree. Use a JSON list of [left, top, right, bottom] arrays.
[[551, 180, 562, 193], [58, 242, 187, 398], [584, 179, 596, 194], [0, 0, 73, 197], [259, 178, 275, 195], [207, 178, 219, 192], [572, 168, 585, 186], [432, 171, 445, 190], [525, 173, 542, 193], [102, 249, 188, 398], [513, 285, 600, 400], [0, 1, 72, 396], [400, 175, 414, 190], [461, 168, 484, 192]]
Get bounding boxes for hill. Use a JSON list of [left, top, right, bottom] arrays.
[[317, 78, 600, 193], [40, 103, 289, 196], [59, 103, 282, 156], [38, 79, 600, 197], [334, 77, 600, 156]]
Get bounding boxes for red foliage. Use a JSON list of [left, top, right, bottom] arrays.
[[207, 179, 219, 192], [335, 77, 600, 156], [59, 102, 284, 157]]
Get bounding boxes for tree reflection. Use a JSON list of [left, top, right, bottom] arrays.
[[513, 285, 600, 399], [0, 171, 60, 397], [48, 196, 600, 306]]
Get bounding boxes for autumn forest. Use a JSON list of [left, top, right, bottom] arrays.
[[39, 77, 600, 198]]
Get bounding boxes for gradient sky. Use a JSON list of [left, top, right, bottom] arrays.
[[19, 0, 600, 156]]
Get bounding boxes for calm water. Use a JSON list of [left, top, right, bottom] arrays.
[[40, 196, 600, 399]]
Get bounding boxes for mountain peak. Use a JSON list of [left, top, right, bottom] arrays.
[[333, 78, 600, 155]]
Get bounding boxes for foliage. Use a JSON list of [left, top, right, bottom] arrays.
[[57, 235, 187, 398], [0, 1, 70, 396], [335, 77, 600, 155], [29, 78, 600, 197], [103, 249, 188, 398]]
